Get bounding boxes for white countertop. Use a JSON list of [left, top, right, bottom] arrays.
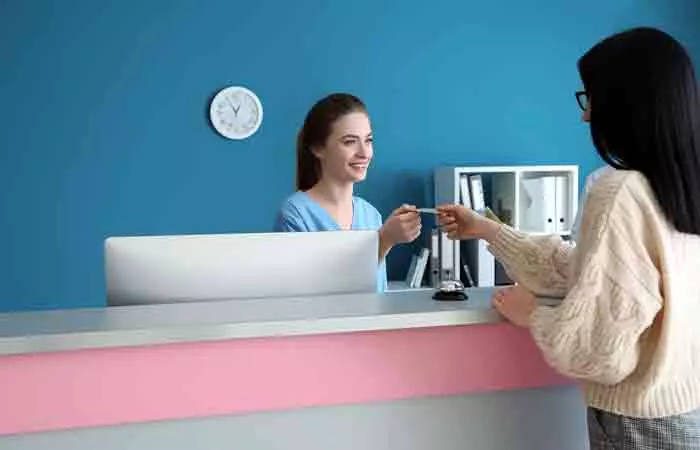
[[0, 287, 560, 356]]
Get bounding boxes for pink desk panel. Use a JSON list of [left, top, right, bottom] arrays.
[[0, 323, 571, 436]]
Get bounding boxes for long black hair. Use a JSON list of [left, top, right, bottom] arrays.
[[578, 27, 700, 234]]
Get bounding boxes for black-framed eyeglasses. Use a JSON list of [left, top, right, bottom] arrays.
[[575, 90, 589, 111]]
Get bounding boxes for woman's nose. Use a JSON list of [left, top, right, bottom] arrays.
[[358, 142, 372, 157]]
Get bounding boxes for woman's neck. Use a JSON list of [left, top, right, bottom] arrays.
[[305, 179, 355, 229], [306, 178, 354, 207]]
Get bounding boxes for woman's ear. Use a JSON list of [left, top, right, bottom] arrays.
[[582, 105, 591, 122], [310, 145, 324, 160]]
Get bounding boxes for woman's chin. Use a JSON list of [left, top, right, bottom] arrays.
[[350, 172, 368, 182], [341, 166, 369, 183]]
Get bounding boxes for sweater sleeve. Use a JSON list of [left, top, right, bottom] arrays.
[[487, 226, 574, 298], [528, 180, 663, 385]]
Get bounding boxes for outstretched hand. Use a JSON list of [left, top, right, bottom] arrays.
[[380, 204, 421, 246], [437, 204, 500, 241]]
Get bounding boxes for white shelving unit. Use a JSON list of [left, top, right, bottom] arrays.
[[434, 165, 579, 287]]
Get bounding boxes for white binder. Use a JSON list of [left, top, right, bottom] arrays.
[[468, 174, 486, 212], [476, 240, 495, 286], [459, 174, 472, 208], [440, 231, 455, 281], [555, 175, 570, 232], [520, 176, 557, 233], [411, 248, 430, 287]]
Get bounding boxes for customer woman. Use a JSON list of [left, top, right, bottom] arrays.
[[438, 27, 700, 448]]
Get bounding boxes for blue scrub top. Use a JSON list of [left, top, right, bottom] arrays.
[[274, 191, 387, 292]]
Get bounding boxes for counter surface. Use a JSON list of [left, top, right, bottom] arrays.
[[0, 287, 559, 355]]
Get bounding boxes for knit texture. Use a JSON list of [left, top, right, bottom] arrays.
[[489, 170, 700, 418]]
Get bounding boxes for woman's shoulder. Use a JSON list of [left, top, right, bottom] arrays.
[[274, 192, 312, 232], [353, 196, 383, 226], [278, 191, 310, 212], [581, 170, 662, 239], [587, 169, 654, 207], [353, 195, 381, 214], [276, 191, 314, 221]]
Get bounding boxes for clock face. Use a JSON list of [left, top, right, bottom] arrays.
[[209, 86, 263, 140]]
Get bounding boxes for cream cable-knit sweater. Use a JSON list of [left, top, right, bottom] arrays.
[[489, 170, 700, 418]]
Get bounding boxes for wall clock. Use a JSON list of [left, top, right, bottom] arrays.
[[209, 86, 263, 140]]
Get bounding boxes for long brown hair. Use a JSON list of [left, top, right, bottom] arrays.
[[296, 93, 368, 191]]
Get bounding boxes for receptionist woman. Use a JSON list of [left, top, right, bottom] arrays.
[[274, 93, 421, 291]]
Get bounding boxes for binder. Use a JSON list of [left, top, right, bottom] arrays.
[[476, 240, 495, 286], [459, 174, 472, 208], [520, 176, 556, 233], [411, 248, 430, 287], [430, 229, 440, 287], [468, 174, 486, 212], [462, 263, 475, 287], [555, 175, 570, 232], [440, 231, 455, 281]]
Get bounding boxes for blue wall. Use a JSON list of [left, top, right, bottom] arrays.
[[1, 0, 699, 311]]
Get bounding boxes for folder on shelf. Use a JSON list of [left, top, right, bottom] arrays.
[[468, 174, 486, 212], [430, 229, 440, 287], [476, 240, 495, 286], [459, 174, 472, 209], [555, 175, 570, 232], [462, 263, 475, 287], [520, 176, 556, 233], [440, 231, 455, 281], [410, 248, 430, 288]]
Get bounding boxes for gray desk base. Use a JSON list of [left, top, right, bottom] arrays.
[[0, 386, 588, 450]]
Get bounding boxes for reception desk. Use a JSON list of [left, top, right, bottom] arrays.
[[0, 288, 588, 450]]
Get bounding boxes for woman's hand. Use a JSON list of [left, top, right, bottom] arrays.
[[436, 204, 500, 241], [492, 285, 538, 328], [380, 204, 421, 246]]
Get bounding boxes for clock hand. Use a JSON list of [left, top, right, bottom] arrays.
[[225, 98, 241, 117]]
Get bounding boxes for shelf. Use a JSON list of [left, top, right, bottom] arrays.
[[434, 164, 579, 287]]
